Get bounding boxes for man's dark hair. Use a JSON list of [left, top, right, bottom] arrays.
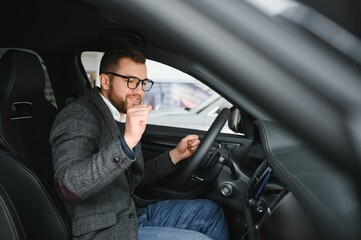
[[99, 47, 146, 74]]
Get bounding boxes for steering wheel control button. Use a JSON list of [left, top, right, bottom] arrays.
[[191, 175, 204, 182], [220, 183, 233, 196], [113, 157, 120, 163]]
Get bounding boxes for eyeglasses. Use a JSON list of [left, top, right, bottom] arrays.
[[106, 72, 154, 92]]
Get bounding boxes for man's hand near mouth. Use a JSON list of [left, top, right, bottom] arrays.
[[124, 104, 152, 149]]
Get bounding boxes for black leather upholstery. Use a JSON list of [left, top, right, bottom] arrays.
[[0, 49, 57, 187], [0, 184, 26, 240], [0, 49, 70, 239], [0, 152, 70, 240]]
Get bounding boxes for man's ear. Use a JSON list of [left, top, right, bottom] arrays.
[[100, 74, 109, 90]]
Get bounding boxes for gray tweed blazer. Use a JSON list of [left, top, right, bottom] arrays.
[[49, 88, 176, 240]]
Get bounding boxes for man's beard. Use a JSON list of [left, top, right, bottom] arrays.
[[108, 91, 142, 113]]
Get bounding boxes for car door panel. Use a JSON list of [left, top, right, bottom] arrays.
[[142, 125, 252, 159]]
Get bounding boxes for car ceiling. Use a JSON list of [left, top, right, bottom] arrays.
[[1, 0, 360, 53], [2, 0, 119, 52], [299, 0, 361, 39]]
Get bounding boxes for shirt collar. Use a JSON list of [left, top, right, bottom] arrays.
[[99, 92, 126, 122]]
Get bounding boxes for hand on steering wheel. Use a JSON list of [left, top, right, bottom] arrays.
[[175, 108, 230, 188]]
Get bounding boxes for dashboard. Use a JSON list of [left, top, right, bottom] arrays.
[[224, 120, 361, 240]]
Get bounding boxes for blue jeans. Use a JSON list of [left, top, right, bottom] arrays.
[[137, 199, 229, 240]]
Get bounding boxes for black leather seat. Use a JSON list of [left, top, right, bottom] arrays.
[[0, 49, 57, 185], [0, 184, 26, 240], [0, 152, 70, 240], [0, 49, 70, 239]]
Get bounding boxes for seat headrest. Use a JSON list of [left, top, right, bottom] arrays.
[[0, 49, 46, 102], [0, 49, 49, 154]]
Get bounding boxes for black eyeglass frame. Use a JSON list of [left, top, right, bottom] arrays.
[[106, 72, 154, 92]]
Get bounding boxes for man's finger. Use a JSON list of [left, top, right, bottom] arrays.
[[147, 104, 152, 112]]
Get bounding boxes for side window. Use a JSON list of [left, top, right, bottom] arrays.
[[44, 69, 57, 108], [80, 51, 234, 134]]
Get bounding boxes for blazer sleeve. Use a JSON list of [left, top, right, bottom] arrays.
[[49, 102, 135, 203], [138, 147, 177, 188]]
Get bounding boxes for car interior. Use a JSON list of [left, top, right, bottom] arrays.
[[1, 0, 361, 240]]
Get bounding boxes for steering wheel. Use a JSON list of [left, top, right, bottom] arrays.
[[175, 108, 230, 188]]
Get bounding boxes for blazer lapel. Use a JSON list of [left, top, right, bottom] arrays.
[[89, 88, 119, 140]]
